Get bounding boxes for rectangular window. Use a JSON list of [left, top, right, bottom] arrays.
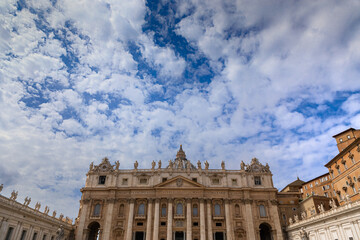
[[344, 163, 348, 170], [5, 227, 14, 240], [162, 178, 167, 182], [259, 205, 267, 217], [215, 222, 222, 227], [337, 168, 341, 175], [98, 176, 106, 184], [254, 176, 261, 185], [232, 179, 237, 186], [32, 233, 38, 240], [20, 230, 27, 240], [352, 186, 357, 194], [137, 222, 143, 226], [139, 178, 148, 184], [212, 178, 220, 185], [160, 222, 166, 226], [122, 178, 128, 185], [193, 222, 199, 226], [192, 178, 197, 182], [43, 234, 47, 240], [310, 183, 313, 188]]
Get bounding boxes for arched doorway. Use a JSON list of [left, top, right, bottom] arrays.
[[87, 222, 100, 240], [259, 223, 272, 240]]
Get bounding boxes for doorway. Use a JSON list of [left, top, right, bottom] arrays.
[[87, 222, 100, 240], [214, 232, 224, 240], [259, 223, 272, 240], [175, 231, 184, 240], [135, 232, 144, 240]]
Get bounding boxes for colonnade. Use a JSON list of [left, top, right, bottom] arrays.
[[125, 198, 235, 240]]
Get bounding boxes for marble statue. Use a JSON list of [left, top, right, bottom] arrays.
[[134, 161, 138, 169], [151, 160, 156, 170], [115, 161, 120, 170], [240, 161, 245, 170], [10, 190, 18, 201], [158, 160, 162, 169], [52, 211, 57, 217], [0, 184, 3, 193], [24, 197, 31, 206], [205, 160, 209, 170], [197, 160, 201, 170], [35, 202, 41, 211], [55, 225, 64, 240], [221, 161, 225, 170]]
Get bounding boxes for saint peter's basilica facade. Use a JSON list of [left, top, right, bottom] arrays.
[[75, 146, 283, 240]]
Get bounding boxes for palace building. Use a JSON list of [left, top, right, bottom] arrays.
[[75, 146, 284, 240]]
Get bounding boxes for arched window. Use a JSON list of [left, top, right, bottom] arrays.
[[161, 204, 167, 217], [176, 203, 183, 215], [259, 205, 266, 217], [235, 204, 240, 216], [138, 203, 145, 215], [214, 204, 221, 216], [119, 204, 124, 216], [93, 204, 101, 216], [193, 204, 198, 217]]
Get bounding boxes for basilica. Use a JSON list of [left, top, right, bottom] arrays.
[[74, 146, 283, 240]]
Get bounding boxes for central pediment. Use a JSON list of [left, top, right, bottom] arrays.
[[154, 175, 205, 189]]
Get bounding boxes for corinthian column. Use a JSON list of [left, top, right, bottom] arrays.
[[206, 199, 213, 240], [126, 199, 135, 240], [244, 199, 255, 239], [186, 199, 192, 240], [146, 199, 153, 240], [103, 198, 116, 240], [225, 200, 233, 240], [153, 199, 160, 240], [167, 199, 173, 240], [200, 199, 206, 240]]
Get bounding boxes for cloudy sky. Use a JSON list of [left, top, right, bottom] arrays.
[[1, 0, 360, 220]]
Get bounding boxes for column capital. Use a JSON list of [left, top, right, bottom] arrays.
[[186, 198, 192, 203], [154, 198, 160, 204], [147, 198, 154, 203], [106, 198, 116, 203], [244, 199, 253, 204], [128, 198, 135, 204]]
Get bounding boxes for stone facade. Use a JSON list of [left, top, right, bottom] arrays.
[[75, 146, 284, 240], [0, 191, 74, 240], [286, 200, 360, 240]]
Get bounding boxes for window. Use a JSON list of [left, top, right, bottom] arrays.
[[162, 178, 167, 182], [254, 176, 261, 185], [212, 178, 220, 185], [122, 178, 128, 185], [98, 176, 106, 184], [192, 178, 197, 182], [138, 203, 145, 215], [20, 230, 27, 240], [343, 163, 348, 170], [282, 214, 286, 221], [160, 222, 166, 226], [325, 176, 328, 181], [232, 179, 237, 186], [339, 138, 343, 142], [5, 227, 14, 240], [193, 222, 199, 226], [139, 178, 148, 184], [193, 204, 198, 217], [43, 235, 47, 240], [351, 157, 355, 164], [315, 181, 318, 185], [235, 204, 240, 216], [324, 192, 329, 197], [214, 204, 221, 216], [137, 222, 143, 226], [93, 204, 101, 216], [337, 168, 341, 175], [347, 135, 351, 139], [310, 183, 313, 188], [354, 176, 357, 182], [119, 204, 124, 216], [304, 186, 307, 190], [322, 186, 326, 191], [32, 233, 38, 240], [259, 205, 266, 217], [215, 222, 222, 227], [176, 203, 183, 215], [161, 204, 167, 217], [352, 186, 357, 194]]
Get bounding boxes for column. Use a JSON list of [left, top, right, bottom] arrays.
[[186, 199, 192, 240], [146, 199, 153, 240], [0, 220, 9, 240], [200, 199, 206, 240], [244, 199, 255, 239], [167, 199, 173, 240], [206, 199, 213, 240], [75, 199, 90, 240], [225, 200, 233, 240], [103, 198, 116, 240], [269, 200, 283, 240], [153, 199, 160, 240], [126, 199, 135, 240]]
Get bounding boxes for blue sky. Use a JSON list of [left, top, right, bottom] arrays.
[[1, 0, 360, 220]]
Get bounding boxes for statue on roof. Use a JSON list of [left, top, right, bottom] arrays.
[[197, 160, 201, 170], [151, 160, 156, 170], [205, 160, 209, 170], [115, 161, 120, 170], [221, 161, 225, 170], [158, 160, 162, 169], [134, 161, 138, 170], [240, 161, 245, 170]]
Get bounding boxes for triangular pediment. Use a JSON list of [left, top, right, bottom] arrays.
[[154, 175, 205, 189]]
